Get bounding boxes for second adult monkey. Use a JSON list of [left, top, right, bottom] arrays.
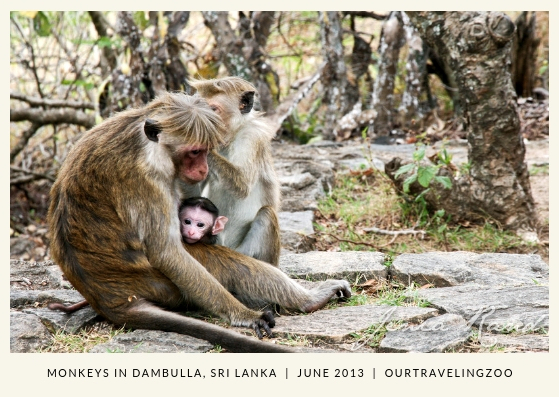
[[179, 196, 228, 245], [189, 77, 281, 266]]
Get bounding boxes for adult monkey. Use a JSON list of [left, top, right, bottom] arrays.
[[48, 92, 351, 353], [188, 77, 282, 266]]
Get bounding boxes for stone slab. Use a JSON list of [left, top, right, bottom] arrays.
[[89, 329, 213, 353], [273, 304, 437, 342], [280, 251, 387, 283], [413, 285, 549, 333], [391, 252, 548, 287], [379, 314, 471, 353]]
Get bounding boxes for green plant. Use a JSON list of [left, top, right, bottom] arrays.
[[395, 143, 453, 194]]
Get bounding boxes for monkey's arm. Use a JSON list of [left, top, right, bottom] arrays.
[[207, 150, 256, 199]]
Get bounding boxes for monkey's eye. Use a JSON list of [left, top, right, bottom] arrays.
[[184, 219, 191, 225], [191, 150, 201, 155], [197, 222, 205, 228]]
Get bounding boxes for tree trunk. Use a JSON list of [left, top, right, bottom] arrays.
[[398, 12, 431, 130], [370, 12, 405, 136], [319, 11, 354, 140], [394, 12, 537, 233], [107, 11, 148, 116], [511, 12, 540, 98], [146, 12, 192, 95], [88, 11, 117, 76], [202, 11, 279, 114]]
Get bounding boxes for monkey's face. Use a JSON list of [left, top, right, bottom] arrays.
[[179, 206, 215, 244], [206, 94, 241, 141], [175, 146, 209, 184]]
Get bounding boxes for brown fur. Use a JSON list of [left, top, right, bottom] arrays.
[[48, 92, 351, 353]]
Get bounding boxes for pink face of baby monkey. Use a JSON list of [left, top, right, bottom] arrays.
[[179, 204, 228, 245]]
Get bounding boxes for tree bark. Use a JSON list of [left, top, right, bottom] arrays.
[[370, 12, 405, 136], [108, 11, 148, 115], [319, 11, 354, 140], [394, 12, 537, 232], [202, 11, 279, 113], [88, 11, 118, 76], [511, 12, 539, 98], [164, 11, 191, 92], [398, 12, 431, 130]]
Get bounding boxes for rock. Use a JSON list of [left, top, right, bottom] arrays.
[[10, 260, 71, 290], [379, 314, 471, 352], [10, 238, 35, 258], [280, 251, 386, 283], [278, 172, 316, 190], [273, 144, 335, 212], [479, 333, 549, 352], [22, 306, 100, 334], [278, 211, 315, 235], [413, 285, 549, 333], [273, 305, 437, 342], [89, 329, 213, 353], [10, 312, 52, 352], [391, 252, 548, 287], [278, 211, 315, 253], [10, 289, 85, 308]]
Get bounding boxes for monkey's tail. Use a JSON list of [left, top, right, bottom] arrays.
[[119, 301, 294, 353]]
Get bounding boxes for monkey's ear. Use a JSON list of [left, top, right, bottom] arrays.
[[212, 216, 228, 235], [239, 91, 255, 114], [144, 119, 161, 142]]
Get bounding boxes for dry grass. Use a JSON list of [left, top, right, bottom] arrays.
[[314, 169, 549, 262], [38, 322, 126, 353]]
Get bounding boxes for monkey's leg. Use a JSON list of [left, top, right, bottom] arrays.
[[108, 300, 293, 353], [235, 206, 281, 266], [187, 244, 351, 313]]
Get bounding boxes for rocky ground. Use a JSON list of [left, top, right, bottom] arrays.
[[10, 136, 549, 353]]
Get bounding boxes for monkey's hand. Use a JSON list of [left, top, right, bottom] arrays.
[[207, 150, 251, 198], [301, 280, 352, 313], [232, 310, 276, 339]]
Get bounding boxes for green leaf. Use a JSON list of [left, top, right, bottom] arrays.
[[33, 11, 51, 37], [435, 209, 445, 217], [437, 224, 447, 233], [98, 36, 114, 48], [361, 126, 368, 139], [417, 166, 436, 187], [438, 148, 452, 165], [395, 163, 415, 179], [414, 188, 430, 201], [413, 145, 426, 162], [402, 174, 417, 193], [434, 175, 452, 189]]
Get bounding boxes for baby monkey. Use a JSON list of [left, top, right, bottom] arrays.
[[49, 196, 227, 314], [179, 197, 228, 245]]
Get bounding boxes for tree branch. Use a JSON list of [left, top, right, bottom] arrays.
[[362, 227, 426, 237], [266, 63, 325, 135], [343, 11, 388, 20], [10, 92, 95, 109], [10, 107, 95, 128], [11, 166, 56, 182], [10, 122, 41, 163]]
